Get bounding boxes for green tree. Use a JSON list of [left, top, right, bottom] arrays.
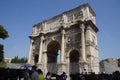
[[0, 25, 9, 39], [11, 56, 27, 63], [21, 57, 27, 63], [0, 25, 9, 62], [117, 58, 120, 67], [0, 44, 4, 62]]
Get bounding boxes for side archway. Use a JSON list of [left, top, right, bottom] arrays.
[[69, 50, 80, 74]]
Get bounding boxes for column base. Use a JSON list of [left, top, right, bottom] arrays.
[[58, 62, 70, 80], [37, 63, 43, 69], [79, 61, 88, 74], [57, 62, 67, 75]]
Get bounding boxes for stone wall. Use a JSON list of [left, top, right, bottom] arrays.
[[100, 61, 120, 74]]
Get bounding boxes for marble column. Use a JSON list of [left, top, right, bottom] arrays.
[[80, 23, 86, 61], [43, 50, 48, 76], [28, 39, 33, 64], [60, 29, 65, 63], [38, 36, 44, 63]]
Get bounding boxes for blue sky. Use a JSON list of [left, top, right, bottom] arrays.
[[0, 0, 120, 60]]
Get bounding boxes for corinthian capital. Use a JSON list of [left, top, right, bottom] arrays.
[[80, 24, 85, 32], [40, 36, 44, 41], [61, 29, 65, 35]]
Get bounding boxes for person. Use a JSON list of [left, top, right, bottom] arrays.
[[23, 68, 30, 80], [31, 65, 38, 80], [79, 75, 85, 80], [37, 69, 45, 80], [112, 71, 120, 80], [45, 71, 52, 80], [61, 72, 67, 80]]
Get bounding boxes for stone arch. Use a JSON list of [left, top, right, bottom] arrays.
[[66, 48, 80, 58], [69, 49, 80, 74], [46, 37, 61, 48], [47, 40, 60, 73], [28, 3, 100, 76]]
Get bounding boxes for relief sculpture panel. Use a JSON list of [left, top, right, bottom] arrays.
[[32, 38, 40, 55]]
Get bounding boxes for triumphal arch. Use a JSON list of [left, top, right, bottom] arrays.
[[28, 3, 99, 75]]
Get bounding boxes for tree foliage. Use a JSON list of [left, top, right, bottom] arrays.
[[117, 58, 120, 67], [0, 44, 4, 62], [11, 56, 28, 63], [0, 25, 9, 39], [0, 25, 9, 62]]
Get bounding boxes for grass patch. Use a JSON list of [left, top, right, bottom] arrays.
[[0, 62, 6, 68]]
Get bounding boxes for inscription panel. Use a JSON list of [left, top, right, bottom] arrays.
[[44, 9, 83, 33]]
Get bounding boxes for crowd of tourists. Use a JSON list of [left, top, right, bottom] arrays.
[[0, 65, 120, 80], [70, 71, 120, 80], [0, 65, 67, 80]]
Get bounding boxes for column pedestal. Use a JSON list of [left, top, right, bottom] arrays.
[[37, 63, 43, 69], [79, 61, 88, 74], [43, 50, 48, 76], [57, 62, 67, 75], [58, 62, 70, 80]]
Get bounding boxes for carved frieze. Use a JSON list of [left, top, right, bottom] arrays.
[[86, 40, 97, 49], [65, 29, 81, 53], [32, 38, 40, 55]]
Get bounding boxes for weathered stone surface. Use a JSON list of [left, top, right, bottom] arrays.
[[28, 3, 99, 76]]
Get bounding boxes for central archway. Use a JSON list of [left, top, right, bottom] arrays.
[[47, 40, 60, 73]]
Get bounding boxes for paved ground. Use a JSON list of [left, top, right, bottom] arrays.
[[6, 63, 24, 69]]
